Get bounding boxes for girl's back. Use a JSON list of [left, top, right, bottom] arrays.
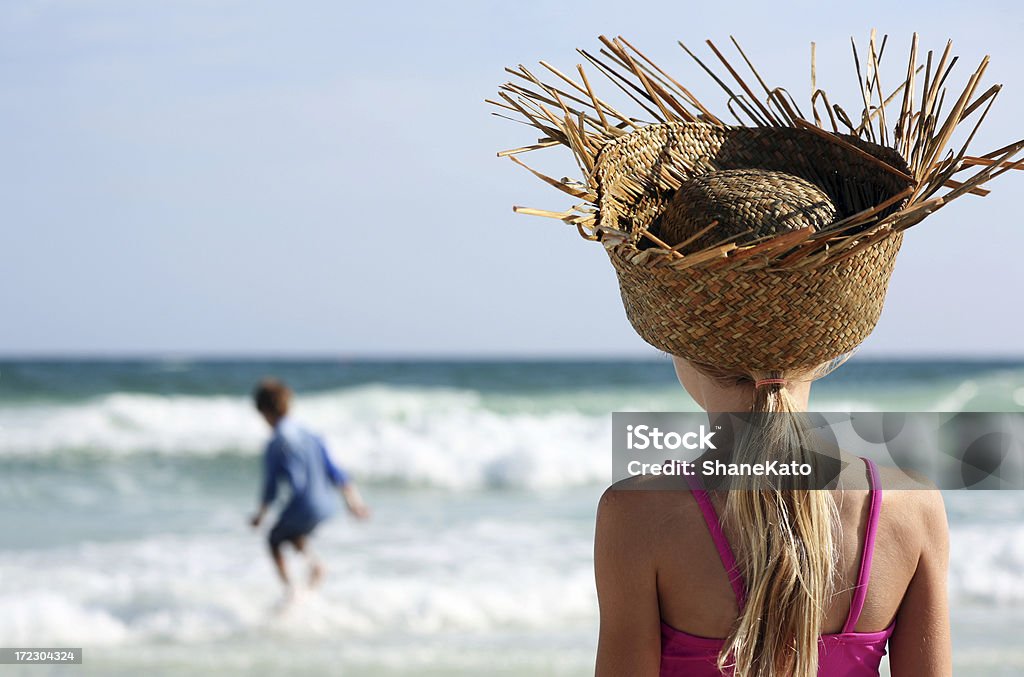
[[594, 458, 950, 676]]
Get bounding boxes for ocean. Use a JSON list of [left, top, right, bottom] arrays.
[[1, 358, 1023, 676]]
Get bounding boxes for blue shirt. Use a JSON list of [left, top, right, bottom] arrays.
[[261, 417, 349, 521]]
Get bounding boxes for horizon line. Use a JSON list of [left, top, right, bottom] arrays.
[[1, 351, 1023, 363]]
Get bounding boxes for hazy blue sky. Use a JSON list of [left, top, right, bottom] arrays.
[[2, 1, 1022, 357]]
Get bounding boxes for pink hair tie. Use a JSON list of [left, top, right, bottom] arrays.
[[754, 378, 787, 389]]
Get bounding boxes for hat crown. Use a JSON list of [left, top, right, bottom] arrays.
[[659, 169, 837, 252]]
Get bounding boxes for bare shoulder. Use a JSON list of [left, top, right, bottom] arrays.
[[599, 474, 694, 513], [597, 476, 697, 548], [876, 465, 949, 560], [884, 474, 952, 673]]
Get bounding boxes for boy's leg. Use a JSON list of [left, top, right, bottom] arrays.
[[291, 534, 325, 588], [269, 539, 290, 587], [268, 518, 295, 589]]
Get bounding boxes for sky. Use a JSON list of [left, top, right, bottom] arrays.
[[1, 0, 1022, 357]]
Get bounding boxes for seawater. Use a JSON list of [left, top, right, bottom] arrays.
[[1, 358, 1023, 675]]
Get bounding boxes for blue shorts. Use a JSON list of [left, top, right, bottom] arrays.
[[268, 504, 326, 548]]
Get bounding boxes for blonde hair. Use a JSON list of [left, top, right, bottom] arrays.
[[694, 363, 839, 677]]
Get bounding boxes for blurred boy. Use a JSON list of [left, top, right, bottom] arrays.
[[250, 378, 369, 593]]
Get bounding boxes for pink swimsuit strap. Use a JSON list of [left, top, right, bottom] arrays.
[[843, 457, 883, 633], [683, 456, 882, 630], [683, 471, 747, 609]]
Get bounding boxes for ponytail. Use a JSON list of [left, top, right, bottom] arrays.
[[714, 371, 838, 677]]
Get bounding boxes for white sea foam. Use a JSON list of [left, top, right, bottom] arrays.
[[0, 386, 617, 489], [949, 522, 1024, 605], [0, 517, 599, 648]]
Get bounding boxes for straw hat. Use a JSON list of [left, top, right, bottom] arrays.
[[491, 33, 1023, 372]]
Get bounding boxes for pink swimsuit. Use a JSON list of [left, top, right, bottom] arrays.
[[660, 457, 895, 676]]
